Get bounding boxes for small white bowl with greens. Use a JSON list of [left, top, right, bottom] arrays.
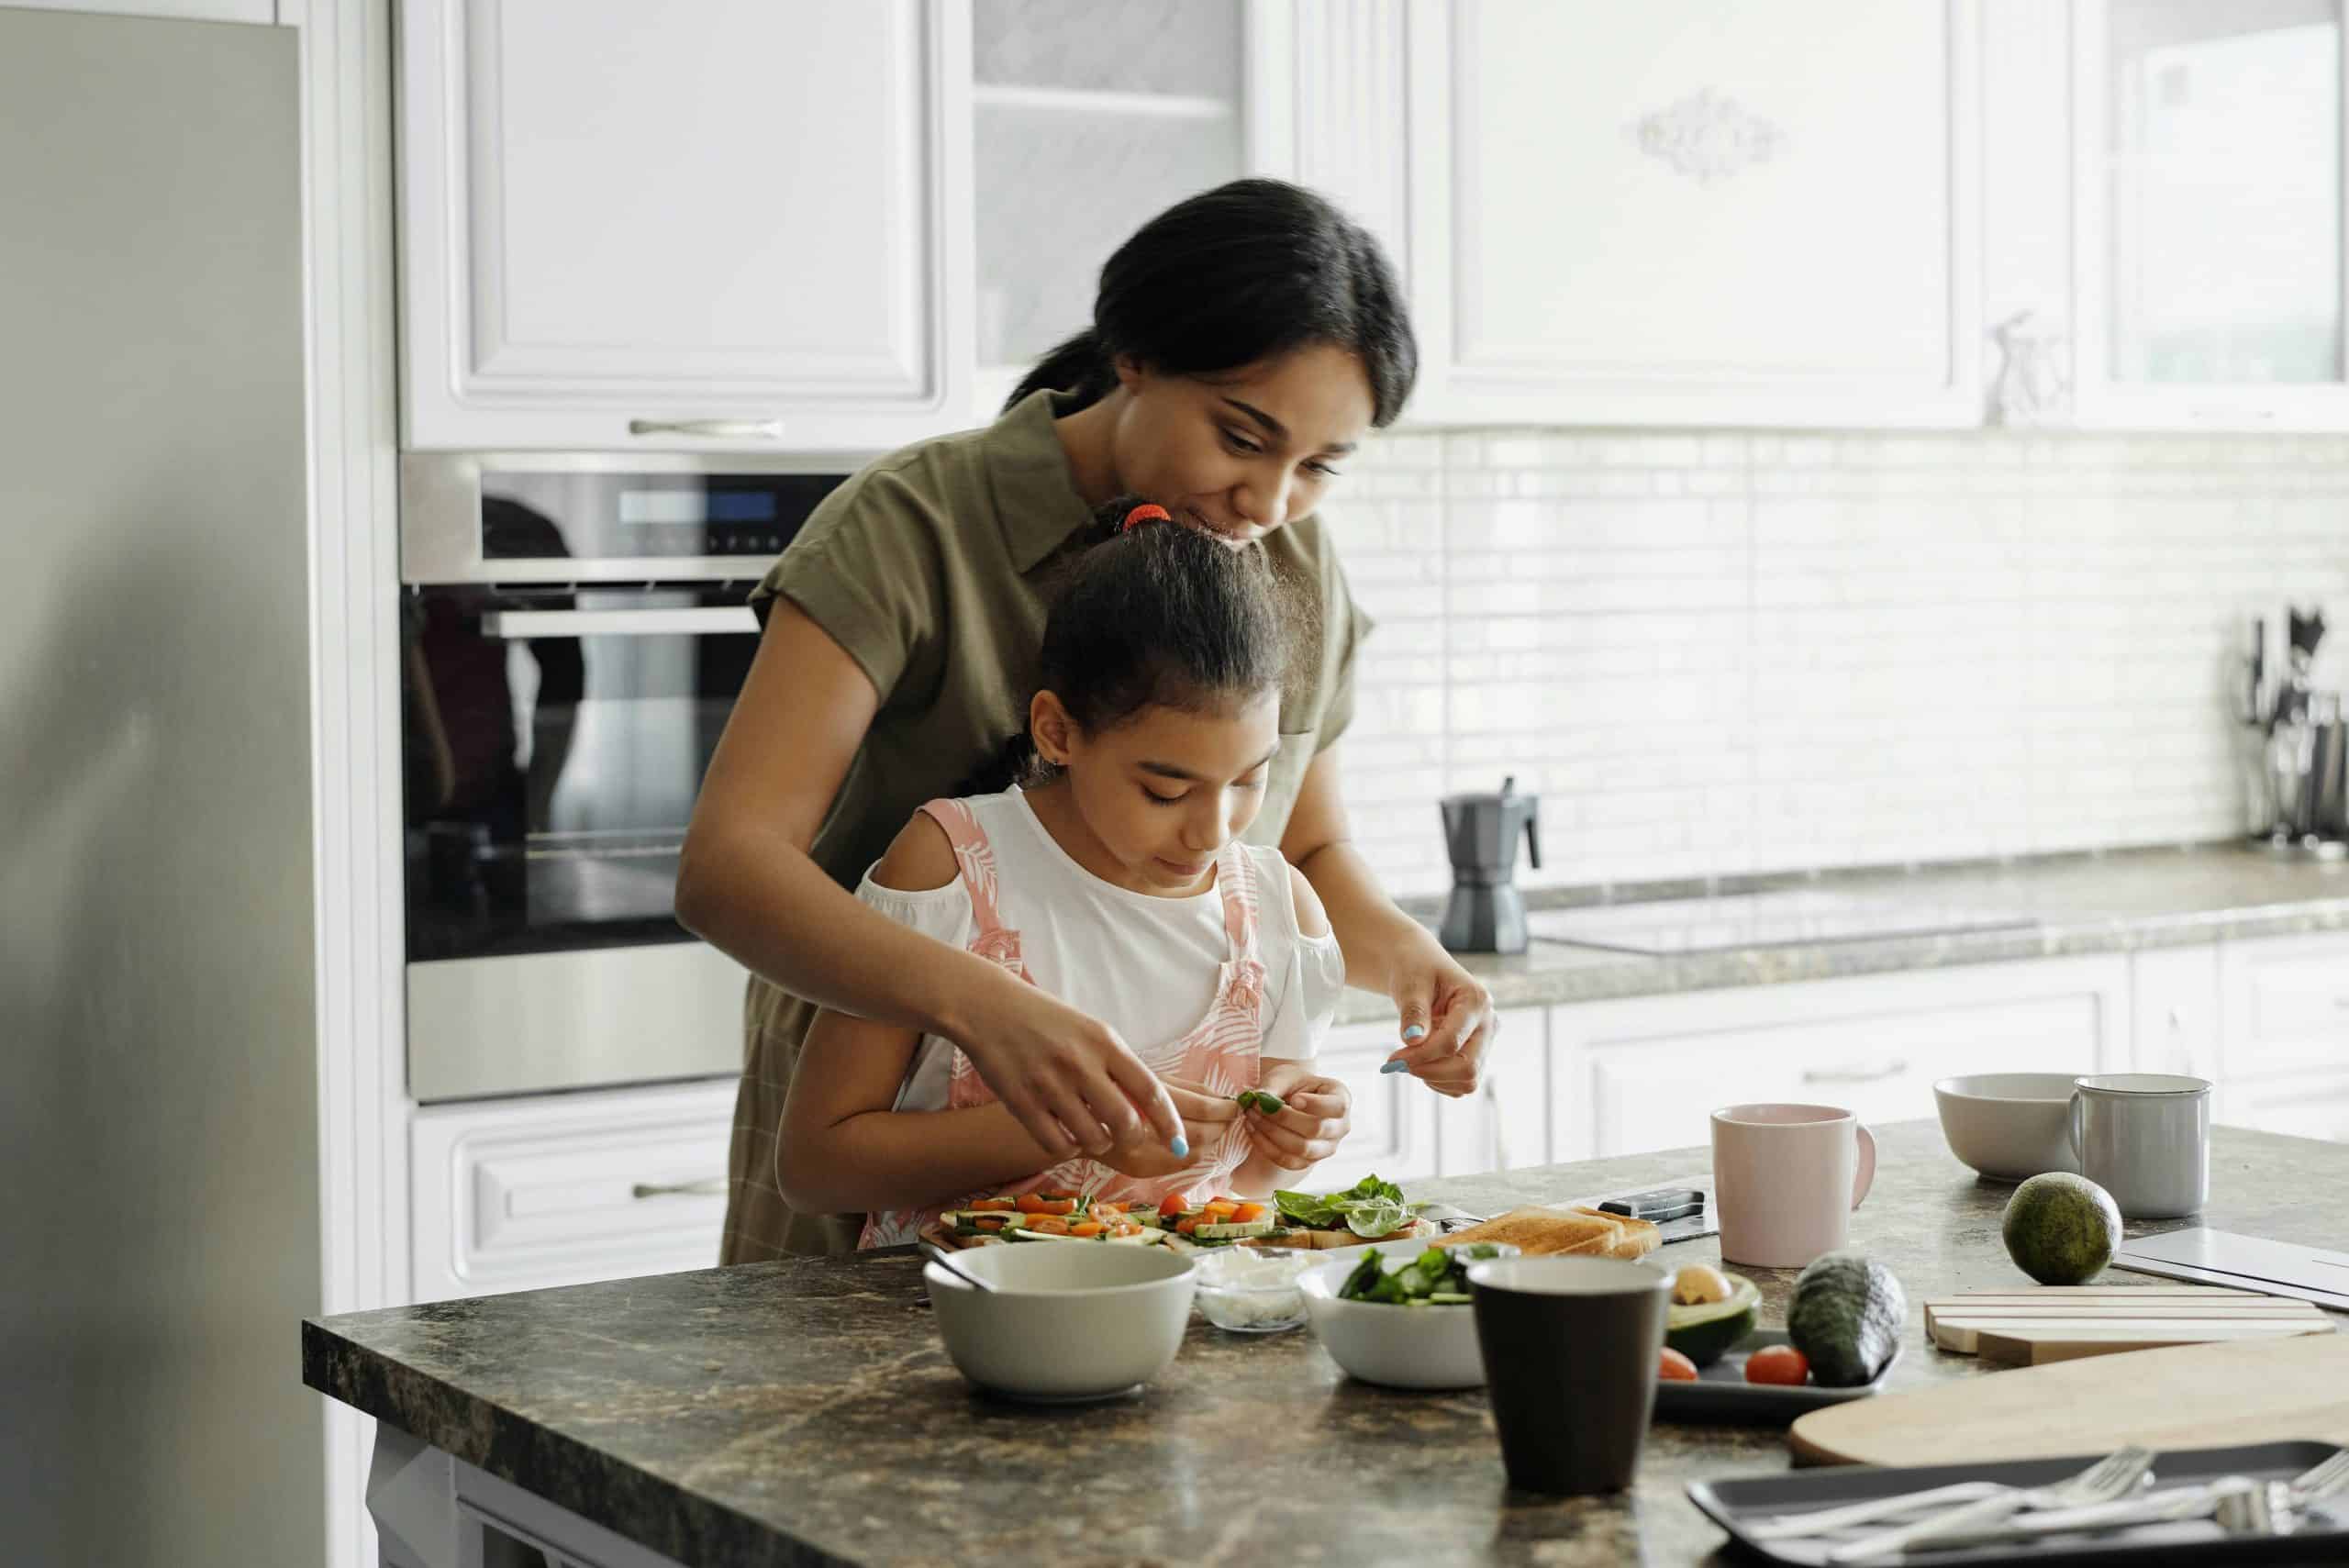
[[1298, 1240, 1518, 1390]]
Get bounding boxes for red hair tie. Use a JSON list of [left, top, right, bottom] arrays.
[[1120, 503, 1171, 533]]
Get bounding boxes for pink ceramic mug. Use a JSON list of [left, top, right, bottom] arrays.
[[1711, 1103, 1876, 1269]]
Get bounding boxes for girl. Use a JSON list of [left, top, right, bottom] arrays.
[[680, 179, 1498, 1262], [775, 504, 1345, 1237]]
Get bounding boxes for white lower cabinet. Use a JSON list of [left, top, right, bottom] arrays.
[[2215, 931, 2349, 1140], [1308, 1018, 1441, 1190], [1547, 955, 2130, 1162], [409, 1079, 737, 1304]]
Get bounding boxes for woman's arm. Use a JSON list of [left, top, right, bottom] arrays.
[[1279, 747, 1492, 1097], [676, 604, 1183, 1160]]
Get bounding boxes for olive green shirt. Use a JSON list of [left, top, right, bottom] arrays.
[[721, 389, 1372, 1262]]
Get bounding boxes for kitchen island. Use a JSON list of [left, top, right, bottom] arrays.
[[306, 1122, 2346, 1567]]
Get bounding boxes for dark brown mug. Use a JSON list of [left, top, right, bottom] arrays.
[[1467, 1256, 1675, 1496]]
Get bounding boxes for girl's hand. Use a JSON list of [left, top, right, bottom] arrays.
[[1241, 1062, 1352, 1169], [948, 971, 1189, 1162], [1097, 1079, 1238, 1180], [1380, 944, 1494, 1099]]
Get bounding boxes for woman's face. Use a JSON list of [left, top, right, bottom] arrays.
[[1109, 342, 1376, 547]]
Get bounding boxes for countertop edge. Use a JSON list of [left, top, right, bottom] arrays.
[[1336, 896, 2349, 1027], [301, 1319, 854, 1568]]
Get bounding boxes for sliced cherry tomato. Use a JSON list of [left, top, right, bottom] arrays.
[[968, 1197, 1016, 1212], [1658, 1348, 1699, 1382], [1015, 1194, 1075, 1216], [1158, 1194, 1188, 1219], [1015, 1193, 1048, 1214], [1174, 1217, 1199, 1236], [1744, 1346, 1810, 1386], [1111, 1222, 1141, 1237], [1230, 1202, 1266, 1223], [974, 1217, 1006, 1232], [1069, 1221, 1105, 1238], [1027, 1215, 1071, 1235]]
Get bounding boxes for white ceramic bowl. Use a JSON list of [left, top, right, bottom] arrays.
[[1297, 1239, 1519, 1391], [1933, 1072, 2084, 1181], [923, 1243, 1196, 1403], [1192, 1246, 1317, 1333]]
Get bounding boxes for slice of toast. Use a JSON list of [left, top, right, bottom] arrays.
[[1438, 1205, 1660, 1260]]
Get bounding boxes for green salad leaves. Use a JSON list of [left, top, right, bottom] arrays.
[[1337, 1242, 1508, 1306], [1272, 1173, 1428, 1240]]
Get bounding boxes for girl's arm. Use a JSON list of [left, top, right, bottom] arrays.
[[676, 603, 1184, 1161], [1230, 864, 1354, 1195], [1281, 747, 1492, 1097], [775, 816, 1063, 1215]]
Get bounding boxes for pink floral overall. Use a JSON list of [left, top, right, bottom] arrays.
[[860, 796, 1268, 1249]]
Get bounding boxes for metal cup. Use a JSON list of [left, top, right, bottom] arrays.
[[2067, 1074, 2211, 1219]]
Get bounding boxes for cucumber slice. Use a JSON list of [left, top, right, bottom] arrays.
[[1428, 1291, 1473, 1305], [1191, 1218, 1276, 1240]]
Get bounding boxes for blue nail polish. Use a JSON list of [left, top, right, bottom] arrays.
[[1380, 1060, 1408, 1075], [1402, 1025, 1428, 1042], [1170, 1136, 1189, 1157]]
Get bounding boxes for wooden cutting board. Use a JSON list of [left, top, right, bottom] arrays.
[[1926, 1286, 2335, 1365], [1790, 1332, 2349, 1466]]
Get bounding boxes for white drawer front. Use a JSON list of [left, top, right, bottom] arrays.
[[412, 1080, 737, 1302], [2226, 934, 2349, 1082], [2225, 1070, 2349, 1143]]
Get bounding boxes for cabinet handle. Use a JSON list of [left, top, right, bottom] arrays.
[[631, 1177, 729, 1200], [1801, 1060, 1909, 1085], [626, 417, 784, 440]]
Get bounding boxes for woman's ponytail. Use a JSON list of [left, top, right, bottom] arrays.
[[1004, 328, 1114, 414]]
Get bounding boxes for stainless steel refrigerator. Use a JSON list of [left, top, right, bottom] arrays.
[[0, 8, 322, 1563]]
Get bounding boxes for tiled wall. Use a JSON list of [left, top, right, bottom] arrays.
[[1332, 429, 2349, 899]]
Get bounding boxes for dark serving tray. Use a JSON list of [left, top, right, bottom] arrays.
[[1653, 1330, 1895, 1423], [1688, 1441, 2348, 1565]]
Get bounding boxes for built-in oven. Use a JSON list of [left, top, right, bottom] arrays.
[[399, 452, 851, 1101]]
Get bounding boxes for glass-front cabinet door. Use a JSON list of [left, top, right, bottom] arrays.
[[2076, 0, 2349, 427], [967, 0, 1290, 416]]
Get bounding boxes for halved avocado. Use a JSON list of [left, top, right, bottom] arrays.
[[1664, 1273, 1762, 1367]]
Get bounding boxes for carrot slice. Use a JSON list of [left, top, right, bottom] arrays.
[[1202, 1201, 1239, 1218], [1028, 1215, 1071, 1235], [1069, 1221, 1105, 1238], [1230, 1202, 1265, 1223], [969, 1197, 1016, 1212], [1174, 1217, 1199, 1236], [974, 1217, 1006, 1232]]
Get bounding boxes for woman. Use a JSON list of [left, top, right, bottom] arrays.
[[678, 179, 1497, 1262]]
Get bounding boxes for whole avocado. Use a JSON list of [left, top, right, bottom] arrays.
[[2002, 1173, 2121, 1285], [1787, 1251, 1907, 1388]]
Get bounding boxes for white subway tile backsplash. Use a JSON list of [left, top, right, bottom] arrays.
[[1336, 425, 2346, 888]]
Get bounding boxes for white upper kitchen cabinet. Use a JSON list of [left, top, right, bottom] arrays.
[[964, 0, 1420, 421], [397, 0, 973, 451], [1402, 0, 1983, 429], [2071, 0, 2349, 429]]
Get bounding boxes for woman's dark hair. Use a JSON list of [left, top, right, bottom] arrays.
[[956, 500, 1301, 795], [1007, 178, 1416, 427]]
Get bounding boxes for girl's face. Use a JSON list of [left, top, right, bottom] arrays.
[[1109, 342, 1375, 548], [1031, 687, 1283, 895]]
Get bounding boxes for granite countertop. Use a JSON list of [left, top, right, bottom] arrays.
[[305, 1121, 2348, 1568], [1339, 842, 2349, 1026]]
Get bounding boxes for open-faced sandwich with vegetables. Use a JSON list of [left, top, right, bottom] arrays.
[[1252, 1174, 1440, 1250], [923, 1191, 1165, 1249]]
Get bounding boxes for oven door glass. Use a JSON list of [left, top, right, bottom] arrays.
[[402, 582, 759, 961]]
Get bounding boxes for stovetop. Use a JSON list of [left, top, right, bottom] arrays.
[[1523, 888, 2040, 956]]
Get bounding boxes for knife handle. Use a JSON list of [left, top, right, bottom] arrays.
[[1595, 1187, 1706, 1222]]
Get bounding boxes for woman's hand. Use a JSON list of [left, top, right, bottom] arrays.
[[1241, 1062, 1352, 1169], [946, 970, 1189, 1162], [1096, 1078, 1240, 1181], [1379, 941, 1494, 1099]]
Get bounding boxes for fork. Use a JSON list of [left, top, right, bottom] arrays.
[[1824, 1446, 2156, 1563], [2288, 1448, 2349, 1509]]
